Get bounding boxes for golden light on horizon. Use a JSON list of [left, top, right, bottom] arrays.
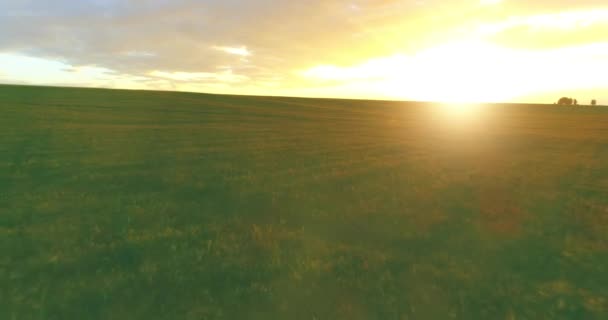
[[300, 6, 608, 104], [423, 101, 492, 144]]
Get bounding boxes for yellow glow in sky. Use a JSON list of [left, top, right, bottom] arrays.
[[300, 8, 608, 103], [480, 0, 502, 5], [302, 40, 608, 103]]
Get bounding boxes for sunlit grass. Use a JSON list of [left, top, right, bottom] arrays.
[[2, 85, 608, 319]]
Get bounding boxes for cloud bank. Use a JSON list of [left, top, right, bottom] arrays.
[[1, 0, 607, 102]]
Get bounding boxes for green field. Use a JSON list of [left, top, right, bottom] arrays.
[[2, 84, 608, 319]]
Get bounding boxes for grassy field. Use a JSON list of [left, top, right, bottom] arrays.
[[2, 84, 608, 319]]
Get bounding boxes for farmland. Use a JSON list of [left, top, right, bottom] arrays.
[[2, 84, 608, 319]]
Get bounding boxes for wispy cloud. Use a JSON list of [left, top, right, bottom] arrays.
[[212, 46, 251, 57], [475, 8, 608, 36], [123, 51, 157, 58], [149, 70, 249, 83]]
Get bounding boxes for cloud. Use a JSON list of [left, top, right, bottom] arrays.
[[149, 70, 249, 83], [474, 8, 608, 47], [0, 0, 427, 78], [123, 51, 157, 58], [0, 0, 607, 102], [301, 55, 407, 81], [0, 52, 160, 89], [213, 46, 251, 57]]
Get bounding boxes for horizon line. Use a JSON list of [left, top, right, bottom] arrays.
[[0, 82, 603, 107]]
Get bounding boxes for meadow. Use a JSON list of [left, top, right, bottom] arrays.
[[2, 84, 608, 319]]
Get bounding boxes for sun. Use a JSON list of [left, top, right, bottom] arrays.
[[375, 41, 520, 104]]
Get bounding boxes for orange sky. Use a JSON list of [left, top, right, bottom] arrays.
[[0, 0, 607, 104]]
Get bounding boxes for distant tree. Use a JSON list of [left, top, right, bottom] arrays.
[[574, 99, 578, 105], [557, 97, 573, 105], [591, 99, 597, 106]]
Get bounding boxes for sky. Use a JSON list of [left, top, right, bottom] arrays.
[[1, 0, 607, 103]]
